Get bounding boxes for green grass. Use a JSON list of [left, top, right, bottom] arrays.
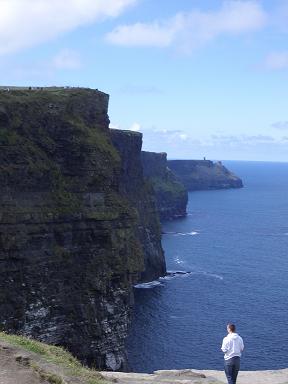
[[0, 332, 107, 384], [150, 176, 187, 197]]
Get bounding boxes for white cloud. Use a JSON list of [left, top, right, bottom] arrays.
[[0, 0, 137, 55], [141, 131, 288, 161], [51, 49, 81, 70], [265, 51, 288, 70], [130, 122, 141, 131], [179, 134, 188, 141], [109, 122, 141, 131], [106, 21, 175, 47], [106, 1, 267, 51], [271, 121, 288, 130], [141, 128, 192, 148], [109, 123, 120, 130], [210, 134, 276, 145]]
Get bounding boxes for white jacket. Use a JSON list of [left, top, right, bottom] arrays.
[[221, 332, 244, 360]]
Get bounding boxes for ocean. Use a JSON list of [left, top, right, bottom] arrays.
[[126, 161, 288, 373]]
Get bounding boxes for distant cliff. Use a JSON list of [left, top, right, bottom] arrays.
[[141, 151, 188, 220], [168, 160, 243, 190], [110, 131, 166, 281], [0, 87, 165, 371]]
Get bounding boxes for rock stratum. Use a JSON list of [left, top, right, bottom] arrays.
[[0, 87, 165, 371], [168, 160, 243, 191], [141, 151, 188, 220]]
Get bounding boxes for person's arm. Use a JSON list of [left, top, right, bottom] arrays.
[[221, 337, 229, 353], [240, 337, 244, 352]]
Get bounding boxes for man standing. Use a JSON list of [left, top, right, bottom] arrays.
[[221, 323, 244, 384]]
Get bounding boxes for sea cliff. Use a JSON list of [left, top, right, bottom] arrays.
[[0, 87, 165, 371], [141, 151, 188, 220], [110, 130, 166, 281], [168, 160, 243, 190]]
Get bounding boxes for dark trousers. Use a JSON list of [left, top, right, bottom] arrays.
[[224, 356, 240, 384]]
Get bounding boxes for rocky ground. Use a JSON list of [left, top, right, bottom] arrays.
[[0, 335, 106, 384], [101, 368, 288, 384]]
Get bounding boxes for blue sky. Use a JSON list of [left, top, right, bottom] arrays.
[[1, 0, 288, 161]]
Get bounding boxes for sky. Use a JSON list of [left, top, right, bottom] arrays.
[[1, 0, 288, 161]]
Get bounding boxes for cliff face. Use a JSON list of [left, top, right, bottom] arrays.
[[141, 152, 188, 221], [110, 130, 166, 282], [168, 160, 243, 191], [0, 87, 165, 371]]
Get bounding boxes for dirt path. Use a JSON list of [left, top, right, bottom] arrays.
[[0, 336, 113, 384], [0, 343, 49, 384]]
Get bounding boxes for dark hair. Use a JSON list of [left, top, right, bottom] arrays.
[[227, 323, 236, 332]]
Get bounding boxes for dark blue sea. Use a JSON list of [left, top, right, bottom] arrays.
[[126, 161, 288, 373]]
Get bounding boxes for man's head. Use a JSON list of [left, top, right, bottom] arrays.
[[227, 323, 236, 333]]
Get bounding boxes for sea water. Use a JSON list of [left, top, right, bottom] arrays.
[[126, 161, 288, 372]]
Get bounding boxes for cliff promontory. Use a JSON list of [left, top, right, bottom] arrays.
[[168, 160, 243, 190], [0, 87, 165, 371], [141, 151, 188, 220]]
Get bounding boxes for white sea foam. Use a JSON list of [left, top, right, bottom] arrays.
[[167, 270, 187, 274], [170, 267, 223, 281], [163, 231, 199, 236], [159, 275, 174, 281], [159, 270, 191, 281], [175, 231, 199, 236], [134, 268, 223, 289], [134, 280, 163, 289], [174, 256, 184, 265], [200, 271, 224, 280]]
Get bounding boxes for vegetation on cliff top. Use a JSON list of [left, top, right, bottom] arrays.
[[0, 87, 125, 217], [149, 175, 187, 198], [0, 332, 107, 384]]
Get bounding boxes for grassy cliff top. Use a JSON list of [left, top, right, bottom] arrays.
[[0, 86, 109, 105], [0, 86, 108, 94], [0, 332, 108, 384]]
